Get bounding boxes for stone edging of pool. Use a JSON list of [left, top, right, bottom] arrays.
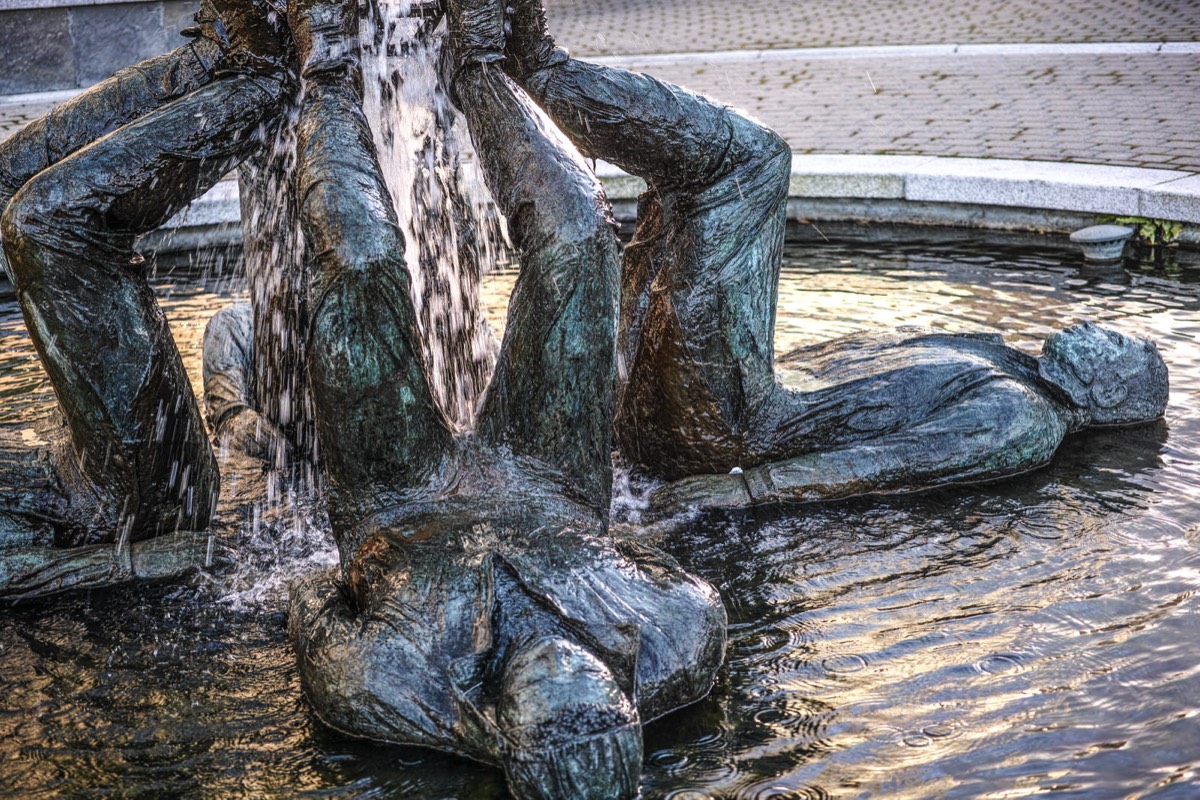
[[596, 155, 1200, 245], [145, 154, 1200, 253]]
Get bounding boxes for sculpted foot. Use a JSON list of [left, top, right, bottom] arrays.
[[289, 0, 358, 82], [189, 0, 291, 76], [202, 303, 291, 467], [498, 637, 642, 800]]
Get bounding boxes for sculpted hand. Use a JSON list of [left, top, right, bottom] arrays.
[[502, 0, 568, 83], [648, 472, 752, 518]]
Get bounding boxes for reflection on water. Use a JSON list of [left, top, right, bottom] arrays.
[[2, 234, 1199, 798]]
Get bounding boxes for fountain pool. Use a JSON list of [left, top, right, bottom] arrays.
[[1, 230, 1198, 798]]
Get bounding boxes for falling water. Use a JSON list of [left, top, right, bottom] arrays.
[[234, 1, 506, 454], [238, 96, 316, 472], [198, 0, 512, 604], [359, 0, 506, 430]]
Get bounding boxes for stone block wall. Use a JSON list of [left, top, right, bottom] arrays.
[[0, 0, 201, 95]]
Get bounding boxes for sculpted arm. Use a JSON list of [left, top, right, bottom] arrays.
[[501, 0, 790, 189], [0, 531, 215, 602], [648, 383, 1069, 517]]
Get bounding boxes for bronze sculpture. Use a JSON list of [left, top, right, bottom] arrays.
[[0, 0, 1172, 796], [282, 0, 725, 796], [481, 0, 1168, 516], [0, 0, 292, 596], [646, 324, 1168, 515]]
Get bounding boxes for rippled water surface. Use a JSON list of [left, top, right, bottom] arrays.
[[2, 234, 1199, 798]]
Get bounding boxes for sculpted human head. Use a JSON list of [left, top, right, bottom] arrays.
[[1038, 322, 1168, 426]]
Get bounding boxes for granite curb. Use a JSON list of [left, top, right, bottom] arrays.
[[145, 156, 1200, 254], [591, 41, 1200, 68]]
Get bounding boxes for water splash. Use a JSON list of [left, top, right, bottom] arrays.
[[201, 2, 514, 608], [208, 466, 337, 611], [232, 2, 509, 458]]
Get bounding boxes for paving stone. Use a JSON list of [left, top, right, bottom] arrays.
[[2, 0, 1199, 182], [546, 0, 1200, 57], [606, 51, 1200, 172]]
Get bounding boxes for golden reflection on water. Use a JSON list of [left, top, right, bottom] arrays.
[[484, 254, 1200, 367], [3, 238, 1200, 799]]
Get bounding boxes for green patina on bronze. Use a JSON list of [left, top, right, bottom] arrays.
[[277, 3, 725, 796], [0, 0, 1171, 796], [0, 0, 292, 591]]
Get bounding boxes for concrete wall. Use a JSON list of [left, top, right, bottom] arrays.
[[0, 0, 201, 95]]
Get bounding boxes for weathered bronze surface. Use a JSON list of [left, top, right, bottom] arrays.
[[494, 3, 1168, 518], [278, 2, 725, 794], [646, 325, 1169, 516], [0, 0, 291, 597], [0, 0, 1170, 796]]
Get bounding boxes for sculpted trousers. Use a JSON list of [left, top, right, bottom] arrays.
[[298, 63, 620, 547], [518, 58, 793, 479], [0, 42, 287, 545], [514, 55, 1090, 516]]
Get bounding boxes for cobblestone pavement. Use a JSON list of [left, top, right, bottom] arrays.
[[547, 0, 1200, 56], [610, 50, 1200, 171], [3, 0, 1200, 174]]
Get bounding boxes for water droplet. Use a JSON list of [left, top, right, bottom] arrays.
[[821, 653, 868, 674], [649, 749, 689, 770], [732, 627, 790, 660], [975, 653, 1024, 674]]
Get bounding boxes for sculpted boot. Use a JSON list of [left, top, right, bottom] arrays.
[[185, 0, 292, 76], [288, 0, 359, 81], [441, 0, 507, 105], [498, 637, 642, 800], [201, 302, 290, 467]]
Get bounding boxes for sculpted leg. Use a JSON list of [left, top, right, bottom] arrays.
[[0, 39, 223, 284], [292, 0, 452, 552], [202, 302, 292, 467], [0, 0, 288, 276], [503, 2, 792, 477], [1, 72, 289, 547], [648, 376, 1069, 517], [291, 8, 723, 799], [457, 64, 622, 515]]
